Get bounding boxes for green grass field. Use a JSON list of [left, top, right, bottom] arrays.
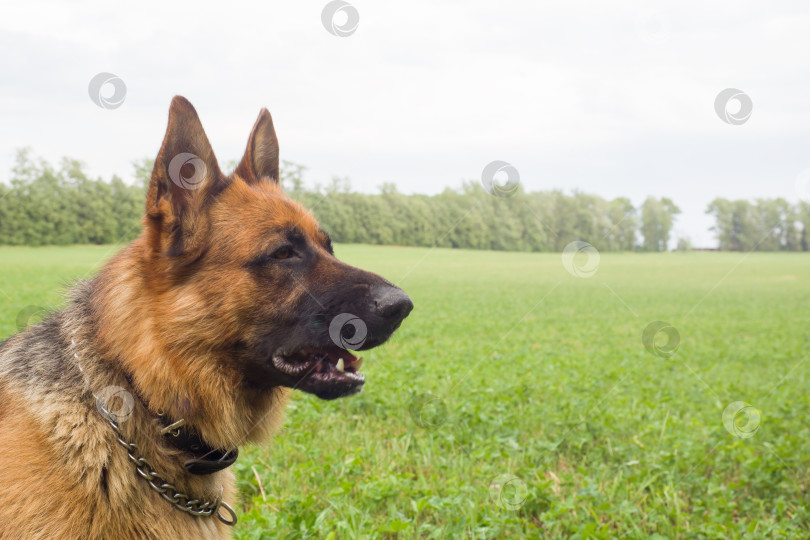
[[2, 245, 810, 539]]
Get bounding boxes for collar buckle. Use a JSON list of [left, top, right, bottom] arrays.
[[159, 418, 186, 436]]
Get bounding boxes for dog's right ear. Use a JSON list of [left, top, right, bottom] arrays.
[[145, 96, 227, 259]]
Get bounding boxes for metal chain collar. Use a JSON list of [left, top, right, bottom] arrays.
[[70, 337, 237, 527], [98, 402, 237, 525]]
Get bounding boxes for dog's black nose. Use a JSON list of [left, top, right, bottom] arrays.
[[372, 286, 414, 325]]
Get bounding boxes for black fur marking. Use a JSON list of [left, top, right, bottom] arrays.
[[100, 466, 109, 497]]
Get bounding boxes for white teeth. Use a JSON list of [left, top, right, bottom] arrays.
[[335, 358, 345, 372]]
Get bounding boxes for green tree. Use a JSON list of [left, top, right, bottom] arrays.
[[641, 197, 681, 251]]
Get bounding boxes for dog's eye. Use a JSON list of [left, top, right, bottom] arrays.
[[271, 246, 294, 260], [248, 245, 299, 267]]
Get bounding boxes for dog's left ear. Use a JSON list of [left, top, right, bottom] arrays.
[[235, 108, 280, 184]]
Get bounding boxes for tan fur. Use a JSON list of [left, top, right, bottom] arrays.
[[0, 310, 238, 539]]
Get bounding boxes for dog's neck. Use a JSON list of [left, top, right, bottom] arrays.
[[84, 238, 290, 450]]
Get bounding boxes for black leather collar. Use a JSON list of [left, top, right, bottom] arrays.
[[157, 415, 239, 475], [122, 372, 238, 475]]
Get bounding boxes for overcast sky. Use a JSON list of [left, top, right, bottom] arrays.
[[2, 0, 810, 247]]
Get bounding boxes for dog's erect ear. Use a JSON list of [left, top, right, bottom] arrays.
[[146, 96, 226, 258], [235, 108, 280, 184]]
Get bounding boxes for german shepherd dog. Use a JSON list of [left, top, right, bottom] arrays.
[[0, 97, 413, 539]]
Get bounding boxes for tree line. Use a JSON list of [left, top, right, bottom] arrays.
[[707, 198, 810, 251], [1, 149, 808, 251]]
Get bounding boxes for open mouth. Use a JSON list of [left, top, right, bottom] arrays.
[[271, 347, 365, 400]]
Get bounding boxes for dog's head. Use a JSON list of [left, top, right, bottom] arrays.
[[143, 96, 412, 400]]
